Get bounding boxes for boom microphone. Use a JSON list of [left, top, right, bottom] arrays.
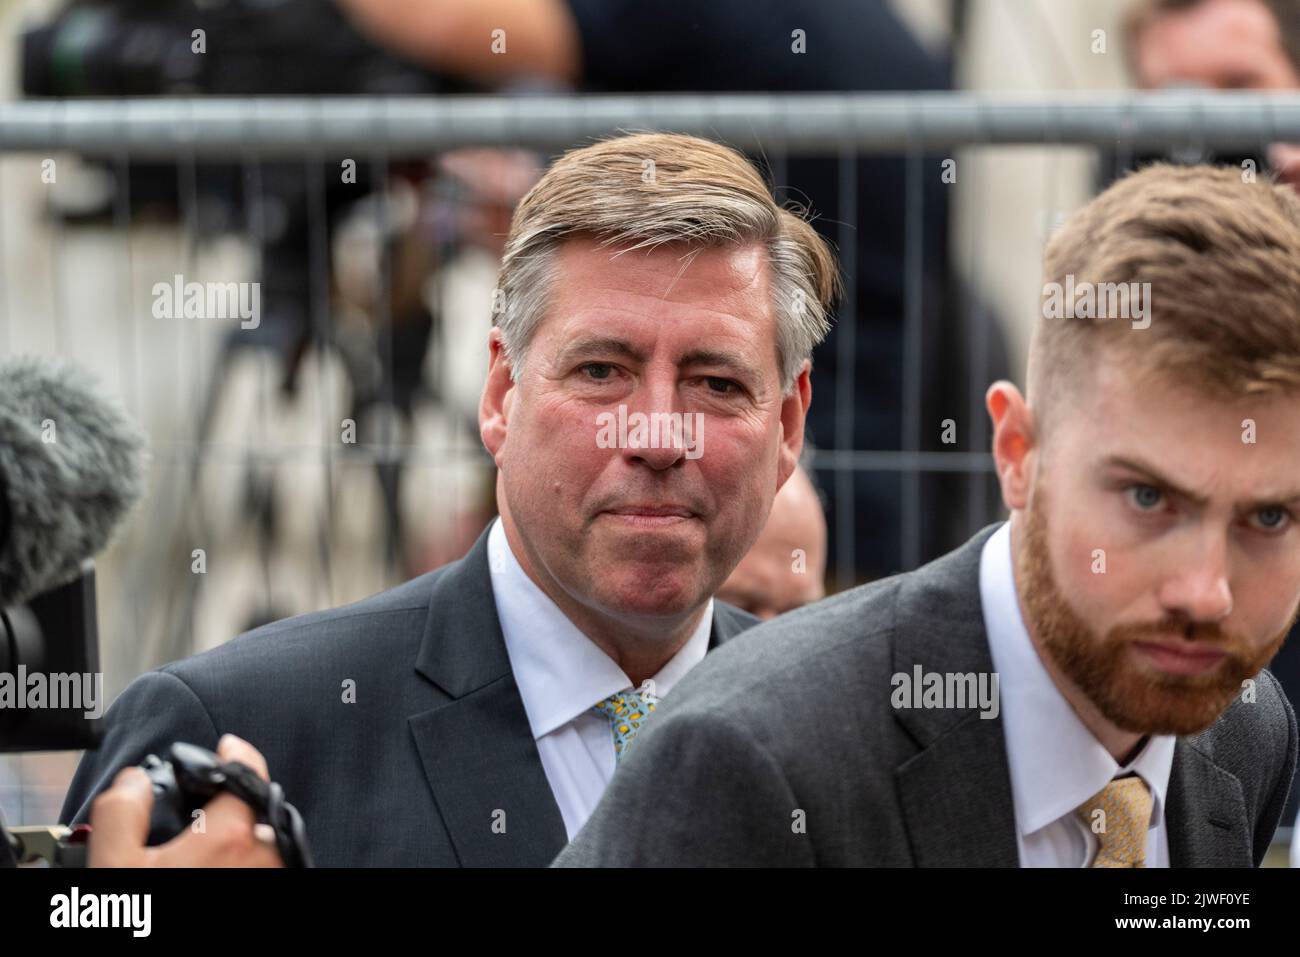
[[0, 354, 148, 607]]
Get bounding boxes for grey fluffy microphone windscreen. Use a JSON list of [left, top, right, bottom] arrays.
[[0, 355, 148, 607]]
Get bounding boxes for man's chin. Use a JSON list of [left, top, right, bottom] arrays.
[[588, 570, 708, 621], [1089, 666, 1245, 736]]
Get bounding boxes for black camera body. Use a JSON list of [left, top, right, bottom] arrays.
[[140, 742, 228, 846], [4, 742, 311, 867], [22, 0, 452, 98], [139, 742, 312, 867]]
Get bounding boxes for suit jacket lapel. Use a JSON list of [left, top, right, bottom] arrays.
[[709, 601, 758, 649], [408, 527, 567, 866], [406, 533, 758, 866], [891, 524, 1021, 866], [1165, 740, 1253, 866]]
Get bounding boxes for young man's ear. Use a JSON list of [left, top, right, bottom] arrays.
[[986, 380, 1036, 512], [479, 329, 515, 463], [776, 361, 812, 492]]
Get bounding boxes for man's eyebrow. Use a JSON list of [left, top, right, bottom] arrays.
[[1102, 454, 1300, 510], [679, 348, 761, 379], [554, 339, 761, 379], [554, 336, 648, 365]]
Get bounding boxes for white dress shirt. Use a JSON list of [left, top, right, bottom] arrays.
[[487, 518, 713, 840], [980, 522, 1176, 867]]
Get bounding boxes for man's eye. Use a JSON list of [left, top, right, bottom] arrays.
[[1252, 507, 1291, 533], [581, 363, 614, 381], [1127, 485, 1164, 511], [705, 377, 738, 394]]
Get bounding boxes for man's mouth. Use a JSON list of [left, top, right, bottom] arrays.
[[1131, 639, 1228, 677], [601, 505, 697, 527]]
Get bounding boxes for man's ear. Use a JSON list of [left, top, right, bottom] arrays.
[[776, 360, 812, 491], [985, 380, 1036, 511], [479, 329, 515, 464]]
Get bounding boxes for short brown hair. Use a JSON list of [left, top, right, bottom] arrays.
[[494, 132, 841, 392], [1029, 162, 1300, 434], [1124, 0, 1300, 79]]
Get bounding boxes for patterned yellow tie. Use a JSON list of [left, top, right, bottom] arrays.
[[592, 687, 658, 762], [1075, 775, 1153, 868]]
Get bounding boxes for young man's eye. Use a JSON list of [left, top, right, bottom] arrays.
[[1251, 507, 1291, 533], [1127, 484, 1164, 511]]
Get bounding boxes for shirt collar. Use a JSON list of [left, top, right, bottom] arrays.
[[487, 517, 713, 740], [979, 521, 1175, 838]]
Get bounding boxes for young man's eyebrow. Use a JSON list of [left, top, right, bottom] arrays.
[[1241, 491, 1300, 511], [1102, 454, 1300, 510], [1102, 455, 1208, 505]]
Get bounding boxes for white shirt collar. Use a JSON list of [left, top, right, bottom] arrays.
[[979, 521, 1175, 839], [487, 517, 713, 740]]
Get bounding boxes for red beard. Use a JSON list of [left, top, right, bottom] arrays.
[[1015, 491, 1295, 735]]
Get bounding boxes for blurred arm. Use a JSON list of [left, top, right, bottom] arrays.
[[336, 0, 582, 83]]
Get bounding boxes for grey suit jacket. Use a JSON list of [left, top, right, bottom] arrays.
[[554, 523, 1299, 867], [59, 527, 758, 866]]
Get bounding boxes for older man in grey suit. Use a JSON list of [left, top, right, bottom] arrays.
[[61, 131, 841, 866], [555, 163, 1300, 868]]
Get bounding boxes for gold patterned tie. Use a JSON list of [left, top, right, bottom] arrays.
[[1075, 775, 1153, 868], [592, 687, 658, 762]]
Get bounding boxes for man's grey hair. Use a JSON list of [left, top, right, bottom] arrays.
[[493, 132, 842, 393]]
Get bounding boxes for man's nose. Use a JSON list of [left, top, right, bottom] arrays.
[[628, 439, 686, 470], [621, 378, 687, 471], [1156, 532, 1234, 624]]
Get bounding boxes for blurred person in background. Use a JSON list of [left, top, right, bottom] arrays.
[[717, 463, 827, 620], [1127, 0, 1300, 188]]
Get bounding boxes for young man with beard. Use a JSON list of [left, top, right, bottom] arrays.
[[554, 163, 1300, 867]]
